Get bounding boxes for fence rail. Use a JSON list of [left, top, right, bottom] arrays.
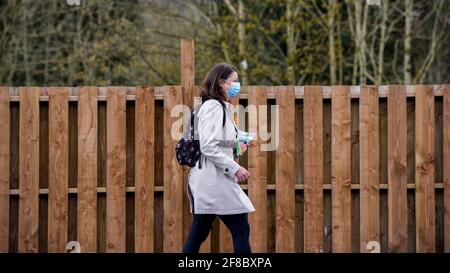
[[0, 40, 449, 253], [3, 84, 448, 101]]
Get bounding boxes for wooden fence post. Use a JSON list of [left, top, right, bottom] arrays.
[[304, 86, 324, 253], [48, 87, 69, 253], [77, 87, 98, 253], [275, 86, 296, 252], [163, 86, 183, 252], [0, 87, 9, 252], [387, 85, 408, 252], [135, 86, 155, 252], [359, 86, 380, 252], [248, 86, 268, 252], [180, 40, 205, 251], [18, 87, 40, 253], [331, 86, 352, 252], [443, 84, 450, 253], [106, 87, 127, 252], [415, 85, 435, 252]]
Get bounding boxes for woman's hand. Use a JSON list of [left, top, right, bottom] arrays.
[[239, 142, 250, 154], [234, 166, 250, 182]]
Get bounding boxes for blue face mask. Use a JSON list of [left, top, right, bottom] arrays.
[[227, 82, 241, 98]]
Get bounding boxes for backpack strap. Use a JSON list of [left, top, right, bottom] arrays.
[[216, 99, 227, 127], [223, 107, 226, 127], [189, 107, 204, 169], [200, 98, 227, 127], [189, 107, 195, 140]]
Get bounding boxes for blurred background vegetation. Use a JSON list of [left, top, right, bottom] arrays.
[[0, 0, 449, 86]]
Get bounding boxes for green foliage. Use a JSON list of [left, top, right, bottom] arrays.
[[0, 0, 449, 86]]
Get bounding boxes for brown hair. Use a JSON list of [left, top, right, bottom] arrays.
[[200, 63, 237, 103]]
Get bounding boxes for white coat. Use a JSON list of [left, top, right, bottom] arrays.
[[187, 99, 255, 215]]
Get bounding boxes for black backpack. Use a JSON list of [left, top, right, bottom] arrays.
[[175, 99, 226, 169]]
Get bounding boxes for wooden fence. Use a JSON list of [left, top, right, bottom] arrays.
[[0, 40, 449, 253]]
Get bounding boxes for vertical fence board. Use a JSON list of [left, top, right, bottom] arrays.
[[359, 86, 380, 252], [77, 87, 98, 253], [47, 88, 68, 252], [248, 86, 268, 252], [163, 86, 183, 252], [388, 85, 408, 252], [444, 85, 450, 252], [18, 87, 40, 253], [331, 86, 352, 252], [0, 87, 9, 252], [304, 86, 324, 253], [415, 85, 436, 252], [106, 87, 126, 252], [275, 86, 295, 252], [135, 86, 155, 252]]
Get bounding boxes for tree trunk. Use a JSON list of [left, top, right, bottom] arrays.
[[237, 0, 249, 85], [359, 1, 368, 85], [328, 0, 337, 85], [404, 0, 413, 84], [337, 13, 344, 84], [286, 0, 296, 85], [377, 0, 388, 84], [22, 0, 31, 86], [413, 0, 444, 83]]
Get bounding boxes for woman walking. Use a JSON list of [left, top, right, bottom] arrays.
[[182, 63, 255, 253]]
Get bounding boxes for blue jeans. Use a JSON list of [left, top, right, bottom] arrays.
[[182, 213, 251, 253]]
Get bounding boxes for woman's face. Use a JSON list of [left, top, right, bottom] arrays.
[[221, 71, 239, 98]]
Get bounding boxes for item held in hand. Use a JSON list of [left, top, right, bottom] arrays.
[[239, 132, 256, 145]]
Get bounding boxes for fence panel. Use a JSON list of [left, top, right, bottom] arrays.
[[0, 84, 448, 253]]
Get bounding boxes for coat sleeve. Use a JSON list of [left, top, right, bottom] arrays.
[[198, 101, 241, 177]]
